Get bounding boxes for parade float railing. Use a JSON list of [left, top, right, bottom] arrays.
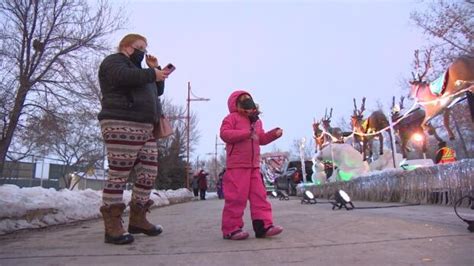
[[304, 158, 473, 206]]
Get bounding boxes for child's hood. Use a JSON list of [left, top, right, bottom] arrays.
[[227, 90, 252, 113]]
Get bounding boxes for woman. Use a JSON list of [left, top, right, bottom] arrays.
[[97, 33, 172, 245]]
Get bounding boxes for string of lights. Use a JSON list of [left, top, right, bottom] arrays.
[[317, 84, 472, 141]]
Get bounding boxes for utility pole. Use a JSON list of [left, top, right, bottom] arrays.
[[207, 135, 226, 186], [185, 82, 209, 189]]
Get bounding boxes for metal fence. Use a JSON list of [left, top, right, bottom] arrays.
[[0, 159, 103, 191]]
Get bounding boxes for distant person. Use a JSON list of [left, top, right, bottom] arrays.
[[323, 161, 334, 180], [197, 169, 209, 200], [435, 141, 457, 164], [220, 90, 284, 240], [97, 33, 172, 245], [191, 174, 199, 198]]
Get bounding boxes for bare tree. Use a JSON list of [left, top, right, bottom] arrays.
[[410, 0, 473, 158], [290, 137, 314, 160], [156, 98, 201, 189], [0, 0, 124, 171], [21, 108, 103, 188], [411, 0, 473, 70]]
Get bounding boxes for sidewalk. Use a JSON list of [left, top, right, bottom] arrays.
[[0, 197, 472, 266]]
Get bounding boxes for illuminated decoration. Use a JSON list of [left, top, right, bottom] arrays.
[[317, 83, 472, 143], [311, 156, 326, 186], [399, 159, 428, 171], [438, 96, 450, 107], [400, 163, 419, 171], [412, 133, 424, 142], [317, 143, 369, 182], [338, 170, 353, 181], [272, 190, 289, 201], [312, 85, 471, 172], [299, 137, 308, 183], [301, 190, 317, 204], [332, 190, 354, 210]]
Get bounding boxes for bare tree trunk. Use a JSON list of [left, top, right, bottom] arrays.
[[0, 84, 29, 173]]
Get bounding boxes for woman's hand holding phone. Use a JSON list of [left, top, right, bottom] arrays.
[[154, 69, 169, 81], [164, 63, 176, 75]]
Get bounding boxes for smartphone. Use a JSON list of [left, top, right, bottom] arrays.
[[164, 63, 176, 74]]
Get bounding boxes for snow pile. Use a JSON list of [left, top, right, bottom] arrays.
[[0, 184, 194, 235]]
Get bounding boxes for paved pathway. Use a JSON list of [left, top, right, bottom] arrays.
[[0, 197, 473, 265]]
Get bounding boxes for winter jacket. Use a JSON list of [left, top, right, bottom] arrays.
[[198, 171, 208, 190], [220, 90, 281, 169], [435, 147, 456, 164], [191, 176, 199, 189], [97, 53, 165, 123]]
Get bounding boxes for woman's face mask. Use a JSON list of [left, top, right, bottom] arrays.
[[130, 48, 145, 68]]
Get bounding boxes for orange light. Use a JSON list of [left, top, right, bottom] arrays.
[[412, 133, 424, 142]]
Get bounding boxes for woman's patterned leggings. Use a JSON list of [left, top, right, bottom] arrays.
[[100, 119, 158, 206]]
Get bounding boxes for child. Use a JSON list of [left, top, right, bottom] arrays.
[[220, 90, 284, 240]]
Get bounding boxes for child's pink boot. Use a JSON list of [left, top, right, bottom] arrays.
[[253, 220, 283, 238], [223, 230, 249, 240], [264, 225, 283, 237]]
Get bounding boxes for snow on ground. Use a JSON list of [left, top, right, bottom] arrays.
[[0, 184, 215, 235]]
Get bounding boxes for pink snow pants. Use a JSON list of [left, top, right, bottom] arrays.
[[221, 168, 273, 235]]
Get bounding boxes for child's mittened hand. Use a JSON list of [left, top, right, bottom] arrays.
[[275, 128, 283, 137]]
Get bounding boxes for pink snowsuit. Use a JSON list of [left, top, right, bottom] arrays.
[[220, 90, 281, 236]]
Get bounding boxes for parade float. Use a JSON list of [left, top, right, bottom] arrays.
[[294, 55, 474, 206]]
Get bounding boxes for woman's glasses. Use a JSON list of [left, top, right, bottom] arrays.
[[132, 46, 147, 53]]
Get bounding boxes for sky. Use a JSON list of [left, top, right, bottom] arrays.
[[0, 184, 200, 235], [106, 0, 428, 163]]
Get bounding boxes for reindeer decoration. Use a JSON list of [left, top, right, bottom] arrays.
[[321, 108, 344, 144], [409, 50, 474, 140], [351, 97, 391, 161], [312, 119, 324, 152], [391, 96, 427, 158], [312, 109, 347, 152]]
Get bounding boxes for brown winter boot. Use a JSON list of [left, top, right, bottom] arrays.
[[128, 200, 163, 236], [100, 203, 134, 245]]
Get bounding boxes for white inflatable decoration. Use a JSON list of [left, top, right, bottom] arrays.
[[369, 149, 404, 171], [316, 143, 370, 181], [311, 155, 327, 185]]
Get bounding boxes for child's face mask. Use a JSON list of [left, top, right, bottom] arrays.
[[237, 95, 260, 122], [238, 98, 256, 110], [237, 95, 257, 112]]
